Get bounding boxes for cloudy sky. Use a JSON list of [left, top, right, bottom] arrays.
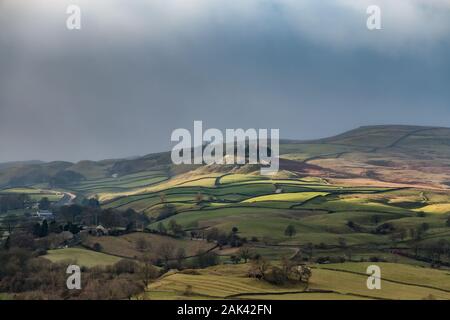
[[1, 0, 449, 162]]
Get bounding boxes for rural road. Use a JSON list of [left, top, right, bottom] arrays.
[[55, 191, 77, 206]]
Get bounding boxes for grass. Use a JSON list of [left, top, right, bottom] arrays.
[[150, 206, 393, 246], [246, 246, 298, 260], [101, 181, 334, 213], [146, 262, 450, 300], [4, 126, 450, 300], [15, 169, 449, 299], [218, 174, 269, 185], [147, 264, 307, 299], [237, 292, 370, 300], [242, 192, 328, 203], [415, 203, 450, 214], [68, 170, 169, 196], [133, 173, 438, 248], [37, 171, 446, 259], [280, 143, 366, 161], [101, 174, 394, 215], [150, 206, 280, 230], [0, 187, 63, 201], [315, 262, 450, 291], [44, 247, 122, 268], [302, 196, 410, 214], [0, 293, 12, 300], [0, 187, 42, 193], [310, 267, 450, 300], [81, 232, 215, 260], [96, 174, 221, 202]]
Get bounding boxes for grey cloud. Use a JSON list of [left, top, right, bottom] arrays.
[[0, 0, 449, 162]]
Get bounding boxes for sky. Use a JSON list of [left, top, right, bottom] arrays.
[[0, 0, 450, 162]]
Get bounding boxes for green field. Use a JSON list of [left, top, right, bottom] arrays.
[[242, 192, 329, 203], [81, 232, 215, 260], [67, 170, 169, 195], [44, 248, 122, 268], [89, 173, 447, 252], [146, 262, 450, 300], [0, 293, 12, 300], [0, 187, 64, 202]]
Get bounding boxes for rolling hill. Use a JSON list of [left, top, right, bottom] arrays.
[[1, 125, 450, 300], [2, 125, 450, 189]]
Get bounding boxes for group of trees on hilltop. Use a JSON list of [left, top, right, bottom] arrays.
[[154, 220, 185, 238], [248, 256, 312, 286], [202, 226, 246, 248]]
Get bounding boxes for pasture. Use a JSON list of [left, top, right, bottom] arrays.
[[44, 248, 122, 268], [81, 232, 216, 260], [146, 262, 450, 300], [92, 173, 450, 251], [0, 187, 64, 202]]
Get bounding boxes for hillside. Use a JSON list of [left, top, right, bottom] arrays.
[[1, 125, 450, 300], [280, 125, 450, 189], [1, 125, 450, 190]]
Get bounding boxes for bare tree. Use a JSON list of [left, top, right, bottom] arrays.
[[136, 236, 151, 252], [238, 247, 252, 263], [248, 257, 270, 279], [139, 255, 159, 288], [175, 247, 186, 268], [158, 242, 176, 266]]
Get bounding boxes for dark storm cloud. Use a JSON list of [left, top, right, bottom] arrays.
[[1, 0, 450, 162]]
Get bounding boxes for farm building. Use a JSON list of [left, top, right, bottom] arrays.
[[33, 210, 54, 219]]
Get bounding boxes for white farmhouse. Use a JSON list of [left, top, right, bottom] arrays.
[[34, 210, 54, 219]]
